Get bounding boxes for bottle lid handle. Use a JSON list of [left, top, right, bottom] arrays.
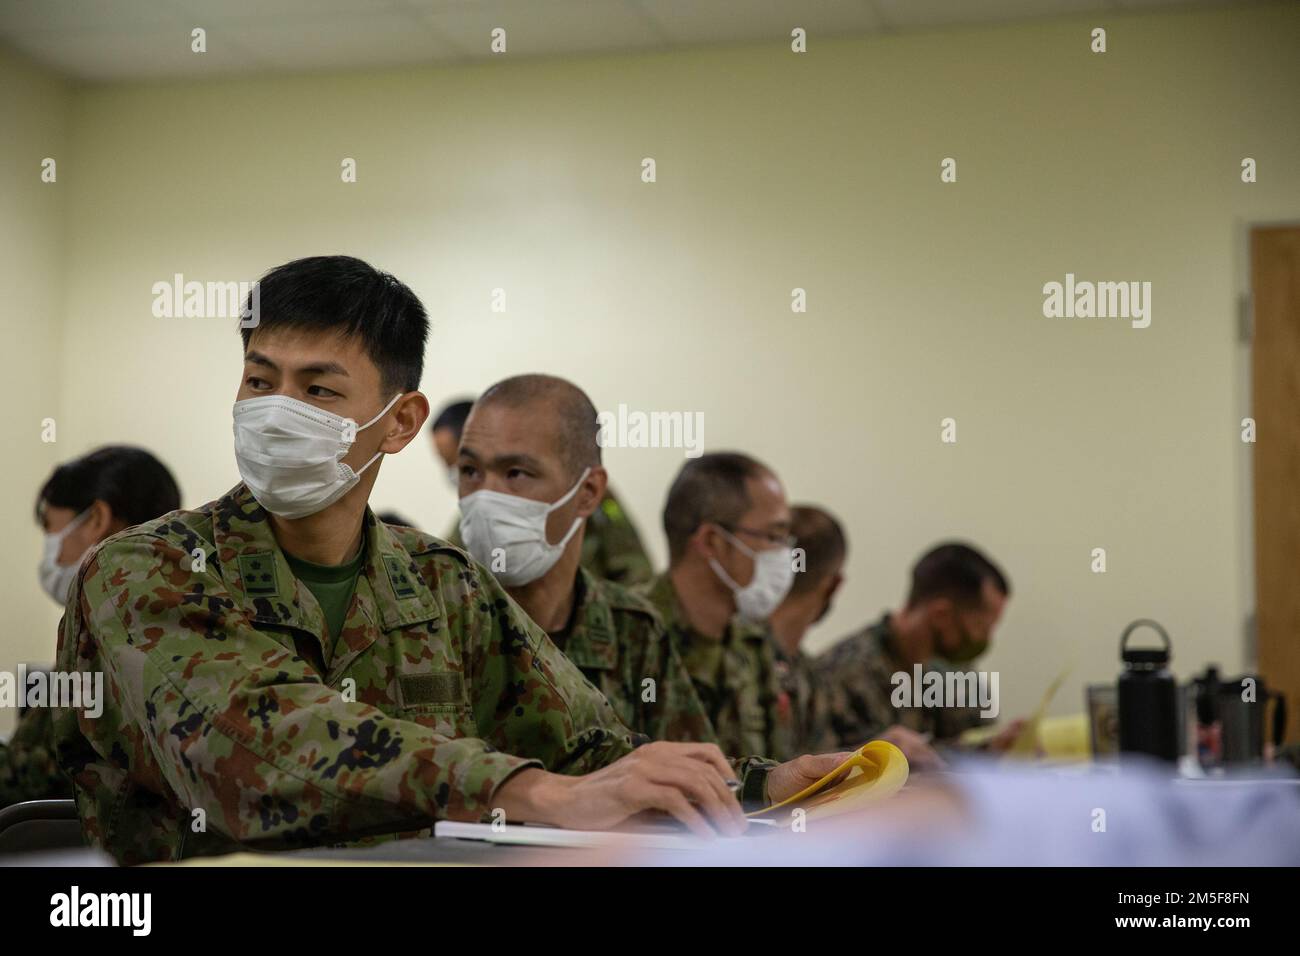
[[1120, 618, 1171, 656]]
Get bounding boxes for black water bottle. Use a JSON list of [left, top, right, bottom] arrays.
[[1117, 619, 1179, 762]]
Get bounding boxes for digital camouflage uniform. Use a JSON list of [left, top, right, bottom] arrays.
[[0, 705, 72, 808], [445, 487, 652, 586], [814, 612, 985, 748], [546, 567, 774, 807], [638, 573, 783, 764], [770, 639, 838, 762], [51, 484, 637, 865]]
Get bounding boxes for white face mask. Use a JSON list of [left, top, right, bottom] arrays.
[[708, 526, 795, 624], [233, 392, 403, 520], [459, 468, 590, 586], [39, 508, 92, 605]]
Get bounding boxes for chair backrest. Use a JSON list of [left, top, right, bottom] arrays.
[[0, 799, 84, 856]]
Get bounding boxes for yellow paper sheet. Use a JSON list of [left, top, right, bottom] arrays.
[[746, 740, 909, 822], [1004, 666, 1072, 757], [1038, 713, 1090, 759]]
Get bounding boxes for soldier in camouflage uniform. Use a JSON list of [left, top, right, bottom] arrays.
[[0, 707, 69, 808], [3, 446, 181, 808], [815, 542, 1015, 751], [642, 573, 783, 762], [456, 374, 851, 811], [637, 452, 796, 762], [766, 505, 848, 761], [434, 399, 654, 587], [50, 257, 761, 862]]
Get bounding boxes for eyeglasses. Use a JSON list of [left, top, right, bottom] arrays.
[[721, 524, 796, 549]]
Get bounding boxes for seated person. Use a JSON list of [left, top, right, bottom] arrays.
[[455, 373, 847, 808], [50, 256, 811, 863], [638, 452, 793, 761], [435, 396, 654, 585], [771, 507, 947, 769], [815, 542, 1023, 753], [2, 446, 180, 808]]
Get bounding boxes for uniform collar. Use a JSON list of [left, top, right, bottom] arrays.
[[555, 567, 620, 672], [647, 571, 768, 689], [213, 483, 440, 651]]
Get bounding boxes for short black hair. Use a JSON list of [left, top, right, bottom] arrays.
[[662, 451, 771, 564], [907, 542, 1010, 610], [430, 399, 475, 439], [241, 256, 428, 394], [789, 504, 847, 595], [36, 446, 181, 528], [474, 374, 601, 477]]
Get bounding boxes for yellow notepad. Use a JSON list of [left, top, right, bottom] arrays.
[[746, 741, 909, 822]]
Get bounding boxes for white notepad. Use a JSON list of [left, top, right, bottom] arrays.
[[433, 820, 753, 851]]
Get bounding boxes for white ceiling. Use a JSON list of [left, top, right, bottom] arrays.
[[0, 0, 1247, 83]]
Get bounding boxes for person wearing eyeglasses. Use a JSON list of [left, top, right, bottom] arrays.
[[638, 452, 794, 762], [454, 376, 852, 812]]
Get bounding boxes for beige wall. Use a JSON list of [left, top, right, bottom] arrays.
[[7, 3, 1300, 733], [1, 44, 71, 735]]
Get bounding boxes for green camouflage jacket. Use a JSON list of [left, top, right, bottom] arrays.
[[547, 567, 773, 807], [638, 573, 783, 763], [813, 612, 985, 747], [0, 704, 72, 808], [770, 639, 839, 762], [445, 488, 652, 587], [51, 484, 636, 864]]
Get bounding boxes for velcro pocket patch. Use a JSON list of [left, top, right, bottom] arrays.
[[400, 671, 465, 707]]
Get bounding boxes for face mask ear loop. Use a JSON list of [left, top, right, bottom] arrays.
[[545, 467, 592, 514], [708, 557, 743, 594], [343, 393, 406, 443], [542, 467, 591, 549], [345, 393, 406, 472], [717, 524, 757, 560]]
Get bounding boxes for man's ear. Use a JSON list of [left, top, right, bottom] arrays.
[[576, 466, 607, 518], [380, 392, 431, 454], [689, 522, 722, 563], [822, 571, 844, 605], [86, 499, 119, 539]]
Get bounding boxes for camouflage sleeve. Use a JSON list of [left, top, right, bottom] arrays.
[[0, 706, 72, 807], [459, 558, 637, 773], [55, 534, 624, 849]]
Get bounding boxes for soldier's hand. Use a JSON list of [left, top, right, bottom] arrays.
[[874, 725, 946, 771], [495, 741, 747, 839], [766, 752, 856, 804], [986, 718, 1027, 753]]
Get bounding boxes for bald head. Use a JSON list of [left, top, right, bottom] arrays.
[[475, 373, 602, 479]]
